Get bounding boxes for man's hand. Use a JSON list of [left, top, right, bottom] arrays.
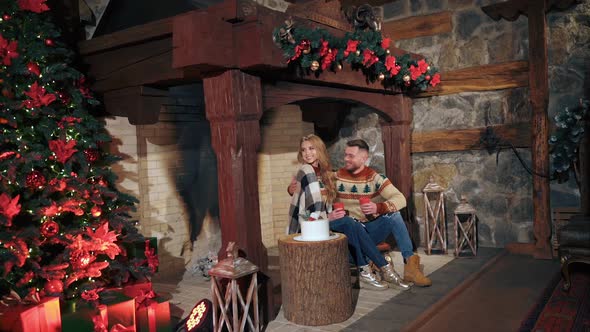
[[287, 177, 299, 196], [360, 201, 377, 215], [328, 209, 346, 221]]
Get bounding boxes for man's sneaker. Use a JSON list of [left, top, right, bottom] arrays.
[[380, 265, 411, 290], [359, 265, 388, 291]]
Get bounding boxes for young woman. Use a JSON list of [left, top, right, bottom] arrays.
[[287, 134, 337, 234]]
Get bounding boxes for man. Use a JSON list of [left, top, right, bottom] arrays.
[[328, 139, 432, 288]]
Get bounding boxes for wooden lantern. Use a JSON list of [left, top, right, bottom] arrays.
[[423, 176, 447, 255], [208, 242, 259, 332], [454, 195, 478, 256]]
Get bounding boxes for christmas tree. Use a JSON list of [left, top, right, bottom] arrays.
[[0, 0, 156, 302]]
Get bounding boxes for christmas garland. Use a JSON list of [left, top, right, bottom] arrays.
[[272, 19, 441, 92]]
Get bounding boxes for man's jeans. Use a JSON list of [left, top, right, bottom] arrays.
[[330, 212, 413, 268]]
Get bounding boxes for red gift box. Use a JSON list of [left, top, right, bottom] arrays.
[[0, 297, 61, 332], [61, 303, 108, 332], [136, 298, 170, 332], [122, 282, 153, 299], [100, 291, 136, 331]]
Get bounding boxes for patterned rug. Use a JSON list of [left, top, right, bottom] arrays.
[[520, 267, 590, 332]]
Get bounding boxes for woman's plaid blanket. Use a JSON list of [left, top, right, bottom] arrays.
[[287, 164, 326, 234]]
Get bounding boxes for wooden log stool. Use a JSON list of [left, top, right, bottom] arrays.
[[278, 233, 353, 326]]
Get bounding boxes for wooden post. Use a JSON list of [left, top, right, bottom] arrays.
[[203, 70, 268, 269], [528, 1, 552, 259], [481, 0, 581, 259], [382, 95, 417, 244]]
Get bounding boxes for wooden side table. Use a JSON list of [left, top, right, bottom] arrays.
[[278, 233, 353, 326]]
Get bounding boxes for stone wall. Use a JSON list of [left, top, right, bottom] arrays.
[[328, 0, 588, 248]]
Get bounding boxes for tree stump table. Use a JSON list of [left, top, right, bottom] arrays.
[[278, 233, 353, 326]]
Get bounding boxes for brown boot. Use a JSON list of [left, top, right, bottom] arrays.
[[404, 255, 432, 287]]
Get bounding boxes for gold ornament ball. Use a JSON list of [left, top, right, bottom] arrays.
[[310, 61, 320, 71], [355, 50, 361, 56], [302, 47, 311, 54], [403, 75, 411, 82], [378, 73, 385, 81]]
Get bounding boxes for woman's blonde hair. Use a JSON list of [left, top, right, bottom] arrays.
[[297, 134, 337, 203]]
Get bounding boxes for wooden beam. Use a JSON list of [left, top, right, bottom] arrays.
[[382, 11, 452, 41], [78, 17, 173, 55], [415, 61, 529, 97], [411, 123, 531, 153], [262, 81, 406, 122], [102, 86, 168, 125], [481, 0, 580, 21]]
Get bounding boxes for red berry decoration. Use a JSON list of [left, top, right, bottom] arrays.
[[44, 279, 64, 294], [83, 148, 100, 163], [91, 206, 102, 217], [2, 14, 11, 21], [26, 170, 46, 189], [26, 62, 41, 76], [45, 38, 54, 46], [40, 220, 59, 237]]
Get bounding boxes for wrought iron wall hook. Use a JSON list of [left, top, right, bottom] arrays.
[[479, 126, 553, 179]]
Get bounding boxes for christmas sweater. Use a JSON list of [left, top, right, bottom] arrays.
[[335, 167, 406, 222]]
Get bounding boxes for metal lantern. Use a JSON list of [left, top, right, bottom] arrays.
[[208, 242, 260, 332], [423, 176, 447, 255], [453, 195, 477, 256]]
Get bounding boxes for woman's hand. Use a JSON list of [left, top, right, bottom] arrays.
[[287, 177, 299, 196], [328, 209, 346, 221], [360, 201, 377, 215]]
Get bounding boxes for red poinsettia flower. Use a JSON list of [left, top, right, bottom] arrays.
[[41, 202, 60, 217], [4, 238, 28, 267], [430, 73, 441, 87], [417, 59, 429, 74], [0, 151, 17, 161], [321, 48, 337, 71], [60, 198, 86, 216], [22, 82, 57, 108], [17, 0, 50, 13], [49, 139, 77, 163], [0, 35, 19, 66], [65, 261, 109, 287], [319, 39, 330, 57], [16, 271, 35, 287], [385, 55, 400, 76], [344, 40, 360, 57], [381, 37, 391, 49], [85, 222, 121, 259], [81, 288, 103, 302], [409, 64, 423, 80], [362, 49, 378, 67], [144, 240, 159, 273], [0, 193, 21, 226]]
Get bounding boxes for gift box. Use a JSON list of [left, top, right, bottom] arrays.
[[61, 302, 107, 332], [136, 298, 171, 332], [100, 291, 136, 330], [0, 297, 61, 332], [61, 292, 136, 332], [122, 282, 153, 298], [122, 237, 157, 260], [122, 237, 158, 272]]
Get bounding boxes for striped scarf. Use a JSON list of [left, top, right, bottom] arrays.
[[287, 164, 326, 234]]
